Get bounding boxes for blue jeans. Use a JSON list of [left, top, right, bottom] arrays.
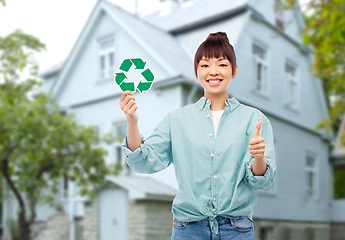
[[171, 216, 255, 240]]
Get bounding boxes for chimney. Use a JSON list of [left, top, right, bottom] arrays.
[[160, 0, 179, 15]]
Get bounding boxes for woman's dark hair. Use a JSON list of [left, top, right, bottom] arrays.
[[194, 32, 237, 78]]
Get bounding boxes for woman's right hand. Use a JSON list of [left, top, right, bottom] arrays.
[[119, 91, 138, 123]]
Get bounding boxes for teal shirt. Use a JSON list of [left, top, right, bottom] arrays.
[[122, 96, 276, 234]]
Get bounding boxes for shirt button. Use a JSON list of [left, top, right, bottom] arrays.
[[211, 153, 214, 157], [209, 133, 212, 137], [207, 100, 210, 103], [207, 114, 210, 117], [217, 153, 219, 156], [214, 175, 217, 179], [200, 106, 203, 109], [231, 107, 233, 110], [214, 198, 216, 201]]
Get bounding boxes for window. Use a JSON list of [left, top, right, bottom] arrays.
[[274, 0, 285, 31], [333, 169, 345, 199], [113, 122, 127, 163], [113, 121, 130, 173], [253, 43, 268, 95], [58, 175, 69, 199], [93, 126, 100, 137], [305, 154, 318, 200], [98, 36, 115, 79], [285, 62, 298, 109], [63, 175, 69, 198]]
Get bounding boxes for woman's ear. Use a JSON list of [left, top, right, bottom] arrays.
[[232, 65, 239, 78]]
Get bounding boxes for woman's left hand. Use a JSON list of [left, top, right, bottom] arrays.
[[249, 121, 265, 160]]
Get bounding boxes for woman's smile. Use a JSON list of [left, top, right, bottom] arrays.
[[207, 78, 223, 86]]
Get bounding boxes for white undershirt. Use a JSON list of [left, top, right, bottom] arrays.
[[211, 110, 224, 138]]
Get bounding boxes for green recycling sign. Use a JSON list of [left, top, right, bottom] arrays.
[[114, 58, 154, 94]]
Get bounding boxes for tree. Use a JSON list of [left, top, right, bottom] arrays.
[[282, 0, 345, 198], [0, 29, 115, 240], [283, 0, 345, 141]]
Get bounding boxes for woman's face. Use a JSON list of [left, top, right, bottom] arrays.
[[197, 56, 238, 97]]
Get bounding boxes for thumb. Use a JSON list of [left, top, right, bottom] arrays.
[[253, 121, 262, 138]]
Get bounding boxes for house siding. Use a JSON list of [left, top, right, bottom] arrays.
[[83, 199, 99, 240], [253, 218, 330, 240], [128, 200, 173, 240]]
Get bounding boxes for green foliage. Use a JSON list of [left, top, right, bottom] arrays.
[[303, 0, 345, 139], [0, 80, 114, 203], [281, 0, 345, 200], [334, 169, 345, 199], [113, 161, 131, 176], [288, 0, 345, 138], [0, 28, 117, 240], [0, 0, 5, 7], [0, 29, 46, 83]]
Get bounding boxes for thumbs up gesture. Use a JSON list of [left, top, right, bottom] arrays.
[[249, 121, 265, 160]]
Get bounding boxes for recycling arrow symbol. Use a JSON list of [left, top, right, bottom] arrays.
[[114, 58, 154, 94]]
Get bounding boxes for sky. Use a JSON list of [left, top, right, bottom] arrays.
[[0, 0, 311, 74]]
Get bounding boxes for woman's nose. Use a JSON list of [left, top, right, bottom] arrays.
[[209, 66, 219, 75]]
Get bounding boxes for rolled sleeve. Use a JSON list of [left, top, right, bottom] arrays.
[[245, 157, 274, 191], [121, 114, 173, 174], [122, 134, 148, 162], [244, 120, 276, 191]]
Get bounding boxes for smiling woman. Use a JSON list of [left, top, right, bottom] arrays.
[[194, 33, 238, 111], [120, 31, 276, 240], [196, 56, 237, 105]]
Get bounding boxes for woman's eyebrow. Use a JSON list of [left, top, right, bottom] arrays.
[[201, 58, 227, 61]]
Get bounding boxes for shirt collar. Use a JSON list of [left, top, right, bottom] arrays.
[[195, 96, 240, 111]]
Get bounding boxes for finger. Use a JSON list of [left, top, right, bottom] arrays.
[[253, 121, 262, 138], [121, 95, 135, 110], [123, 99, 136, 113], [124, 95, 135, 105], [250, 149, 264, 154], [120, 91, 134, 104], [248, 143, 265, 150], [249, 136, 264, 145], [127, 103, 138, 115], [250, 149, 265, 157]]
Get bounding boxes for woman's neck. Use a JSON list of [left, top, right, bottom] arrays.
[[204, 92, 229, 111]]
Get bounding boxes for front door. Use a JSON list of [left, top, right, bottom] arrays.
[[99, 187, 128, 240]]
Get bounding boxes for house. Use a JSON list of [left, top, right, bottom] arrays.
[[3, 0, 343, 239]]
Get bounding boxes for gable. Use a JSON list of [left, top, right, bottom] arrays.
[[249, 0, 305, 44], [174, 11, 249, 59], [50, 1, 195, 105], [57, 13, 171, 106]]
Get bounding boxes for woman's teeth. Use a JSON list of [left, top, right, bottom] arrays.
[[209, 80, 220, 83]]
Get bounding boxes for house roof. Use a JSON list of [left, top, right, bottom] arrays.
[[104, 1, 196, 81], [46, 0, 206, 98], [142, 0, 249, 32], [106, 174, 178, 201], [38, 60, 65, 78], [40, 0, 252, 88]]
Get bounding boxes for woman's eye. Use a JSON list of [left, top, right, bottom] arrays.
[[220, 64, 227, 67], [201, 64, 208, 67]]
